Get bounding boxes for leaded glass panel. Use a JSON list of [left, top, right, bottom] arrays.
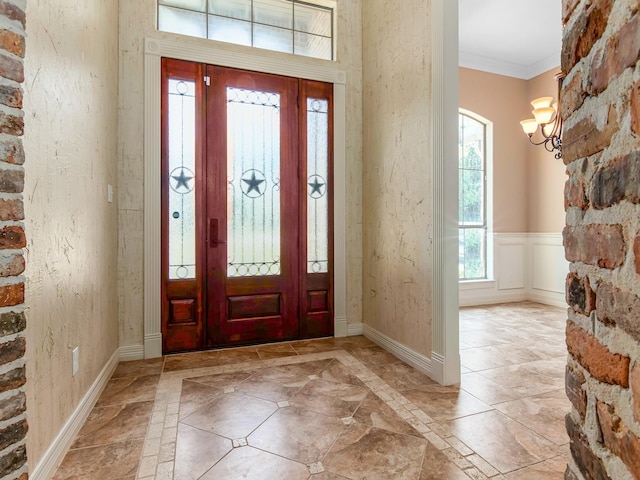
[[306, 98, 329, 274], [157, 0, 334, 61], [168, 79, 197, 280], [227, 87, 282, 277]]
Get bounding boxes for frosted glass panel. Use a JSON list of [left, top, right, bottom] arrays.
[[157, 0, 334, 60], [294, 32, 331, 60], [254, 24, 293, 54], [168, 80, 197, 280], [159, 0, 206, 12], [306, 98, 329, 273], [158, 5, 207, 38], [227, 87, 282, 277], [208, 15, 251, 46], [209, 0, 251, 20], [294, 3, 331, 36], [254, 0, 293, 28]]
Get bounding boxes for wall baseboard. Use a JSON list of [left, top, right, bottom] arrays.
[[459, 292, 528, 308], [362, 324, 431, 377], [347, 322, 363, 336], [119, 344, 145, 361], [30, 348, 119, 480], [528, 290, 567, 309]]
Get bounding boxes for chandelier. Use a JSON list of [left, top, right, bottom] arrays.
[[520, 72, 566, 160]]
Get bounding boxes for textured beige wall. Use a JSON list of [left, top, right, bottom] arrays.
[[23, 0, 120, 466], [362, 0, 432, 356], [117, 0, 363, 347], [459, 67, 529, 233], [526, 67, 566, 233]]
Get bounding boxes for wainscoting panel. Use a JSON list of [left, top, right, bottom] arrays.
[[496, 236, 526, 290], [460, 233, 567, 308]]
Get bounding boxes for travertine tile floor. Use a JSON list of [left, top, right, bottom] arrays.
[[53, 302, 569, 479]]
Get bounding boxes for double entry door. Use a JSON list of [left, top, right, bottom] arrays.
[[161, 58, 334, 353]]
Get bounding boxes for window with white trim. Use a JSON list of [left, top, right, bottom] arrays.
[[458, 111, 490, 280], [157, 0, 335, 61]]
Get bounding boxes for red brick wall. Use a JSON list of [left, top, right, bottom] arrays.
[[562, 0, 640, 478], [0, 0, 27, 478]]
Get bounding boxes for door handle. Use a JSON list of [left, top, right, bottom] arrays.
[[209, 218, 226, 247]]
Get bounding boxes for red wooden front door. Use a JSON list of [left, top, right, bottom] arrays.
[[161, 59, 334, 353]]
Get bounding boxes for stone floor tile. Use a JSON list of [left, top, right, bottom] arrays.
[[71, 401, 153, 449], [290, 378, 368, 417], [493, 389, 570, 445], [163, 350, 220, 372], [446, 410, 560, 474], [403, 384, 492, 422], [173, 423, 232, 480], [323, 423, 426, 479], [199, 446, 309, 480], [181, 392, 277, 439], [248, 405, 345, 464], [504, 454, 568, 480], [112, 358, 164, 379], [353, 392, 421, 437], [52, 439, 143, 479], [96, 375, 160, 407]]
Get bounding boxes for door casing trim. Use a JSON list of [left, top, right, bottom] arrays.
[[144, 38, 347, 358]]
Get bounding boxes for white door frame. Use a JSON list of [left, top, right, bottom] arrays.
[[142, 38, 347, 358]]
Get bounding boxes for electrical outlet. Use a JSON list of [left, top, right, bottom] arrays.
[[107, 184, 113, 203], [72, 347, 79, 376]]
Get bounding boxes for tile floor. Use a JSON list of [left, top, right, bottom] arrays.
[[52, 301, 570, 479]]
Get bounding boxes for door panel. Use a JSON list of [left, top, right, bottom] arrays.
[[161, 60, 333, 353], [206, 67, 299, 347]]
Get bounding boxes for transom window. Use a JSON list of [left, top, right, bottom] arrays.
[[157, 0, 335, 61], [459, 111, 489, 280]]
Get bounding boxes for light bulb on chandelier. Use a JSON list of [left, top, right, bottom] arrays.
[[519, 73, 565, 160]]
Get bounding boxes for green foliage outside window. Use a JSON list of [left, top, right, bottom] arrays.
[[459, 114, 487, 280]]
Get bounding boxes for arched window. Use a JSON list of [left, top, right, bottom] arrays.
[[459, 110, 491, 280]]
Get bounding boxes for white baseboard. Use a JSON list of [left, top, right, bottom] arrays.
[[528, 289, 567, 309], [119, 344, 145, 361], [334, 316, 347, 338], [347, 322, 363, 336], [362, 324, 431, 377], [30, 348, 119, 480], [459, 291, 528, 307]]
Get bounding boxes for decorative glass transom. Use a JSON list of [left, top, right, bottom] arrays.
[[306, 98, 329, 273], [157, 0, 335, 61], [227, 87, 282, 277], [168, 79, 197, 280]]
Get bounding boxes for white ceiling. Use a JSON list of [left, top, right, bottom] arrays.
[[459, 0, 562, 80]]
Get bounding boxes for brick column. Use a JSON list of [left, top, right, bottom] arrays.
[[562, 0, 640, 478], [0, 1, 27, 479]]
